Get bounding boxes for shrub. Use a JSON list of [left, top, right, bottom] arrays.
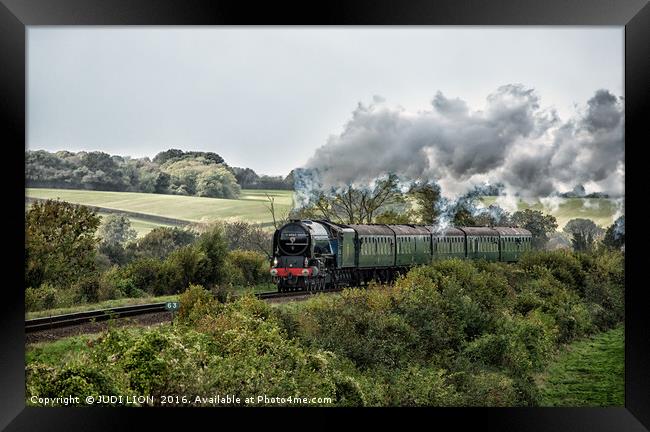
[[71, 276, 101, 304], [27, 363, 123, 406], [195, 225, 229, 285], [176, 284, 220, 326], [460, 370, 520, 407], [386, 365, 461, 406], [25, 283, 58, 312], [120, 332, 171, 397], [122, 258, 166, 296], [127, 227, 197, 260], [164, 246, 211, 293], [518, 250, 586, 294], [99, 266, 139, 299], [225, 250, 270, 286], [291, 287, 418, 369]]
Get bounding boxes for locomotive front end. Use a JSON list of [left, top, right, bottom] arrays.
[[270, 220, 328, 292]]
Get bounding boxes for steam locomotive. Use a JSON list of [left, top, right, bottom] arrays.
[[270, 219, 532, 292]]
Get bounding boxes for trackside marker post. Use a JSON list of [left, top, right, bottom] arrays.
[[165, 301, 180, 325]]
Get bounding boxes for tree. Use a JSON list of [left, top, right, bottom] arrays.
[[195, 167, 241, 199], [306, 174, 404, 224], [511, 209, 558, 249], [233, 167, 260, 189], [97, 214, 137, 246], [409, 182, 441, 224], [472, 205, 511, 227], [153, 149, 186, 165], [96, 214, 138, 265], [195, 225, 229, 285], [264, 193, 290, 230], [26, 200, 101, 289], [165, 246, 211, 292], [374, 209, 417, 224], [452, 205, 477, 226], [602, 215, 625, 249], [128, 227, 197, 260], [161, 158, 240, 198], [563, 218, 604, 251]]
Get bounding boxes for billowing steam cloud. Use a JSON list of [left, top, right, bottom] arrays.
[[296, 85, 624, 208]]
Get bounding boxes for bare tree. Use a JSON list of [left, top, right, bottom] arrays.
[[299, 174, 404, 224], [265, 193, 290, 230]]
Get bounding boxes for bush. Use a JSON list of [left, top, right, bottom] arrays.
[[176, 284, 220, 326], [460, 370, 520, 407], [122, 258, 166, 296], [292, 287, 418, 370], [127, 227, 197, 260], [164, 246, 211, 293], [195, 225, 229, 285], [27, 363, 122, 406], [98, 267, 141, 300], [25, 283, 58, 312], [385, 365, 461, 406], [225, 250, 270, 286], [70, 276, 101, 304], [518, 250, 586, 294]]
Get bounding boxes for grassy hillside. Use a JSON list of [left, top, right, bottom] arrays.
[[26, 188, 620, 237], [537, 326, 624, 406], [26, 188, 293, 232], [480, 196, 620, 229]]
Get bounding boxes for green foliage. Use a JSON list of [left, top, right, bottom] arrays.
[[25, 283, 58, 312], [121, 258, 167, 296], [176, 284, 221, 326], [195, 167, 241, 199], [374, 209, 417, 224], [97, 214, 137, 246], [409, 182, 441, 224], [602, 215, 624, 250], [512, 209, 558, 249], [164, 246, 211, 293], [27, 363, 122, 406], [225, 250, 270, 286], [564, 218, 604, 251], [26, 249, 624, 407], [195, 224, 229, 285], [127, 226, 197, 260], [161, 158, 240, 198], [26, 199, 101, 289]]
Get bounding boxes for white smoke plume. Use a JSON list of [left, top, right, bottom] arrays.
[[294, 85, 624, 225]]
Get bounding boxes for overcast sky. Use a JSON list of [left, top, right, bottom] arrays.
[[27, 27, 623, 176]]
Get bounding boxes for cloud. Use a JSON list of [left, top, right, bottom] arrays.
[[299, 85, 624, 201]]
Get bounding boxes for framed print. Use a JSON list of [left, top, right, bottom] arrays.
[[1, 0, 649, 429]]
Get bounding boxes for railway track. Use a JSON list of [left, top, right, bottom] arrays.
[[25, 288, 343, 333]]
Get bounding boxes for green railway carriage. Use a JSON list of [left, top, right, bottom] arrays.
[[348, 224, 396, 268], [430, 227, 466, 260], [460, 227, 500, 261], [494, 227, 532, 261], [389, 225, 432, 266]]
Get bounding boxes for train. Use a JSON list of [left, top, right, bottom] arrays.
[[270, 219, 532, 292]]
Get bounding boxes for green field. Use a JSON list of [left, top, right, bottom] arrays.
[[26, 188, 294, 236], [537, 326, 624, 406], [480, 196, 620, 229], [26, 188, 620, 236]]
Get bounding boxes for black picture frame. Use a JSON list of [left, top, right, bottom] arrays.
[[1, 0, 648, 429]]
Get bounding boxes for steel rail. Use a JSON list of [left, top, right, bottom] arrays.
[[25, 288, 343, 333]]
